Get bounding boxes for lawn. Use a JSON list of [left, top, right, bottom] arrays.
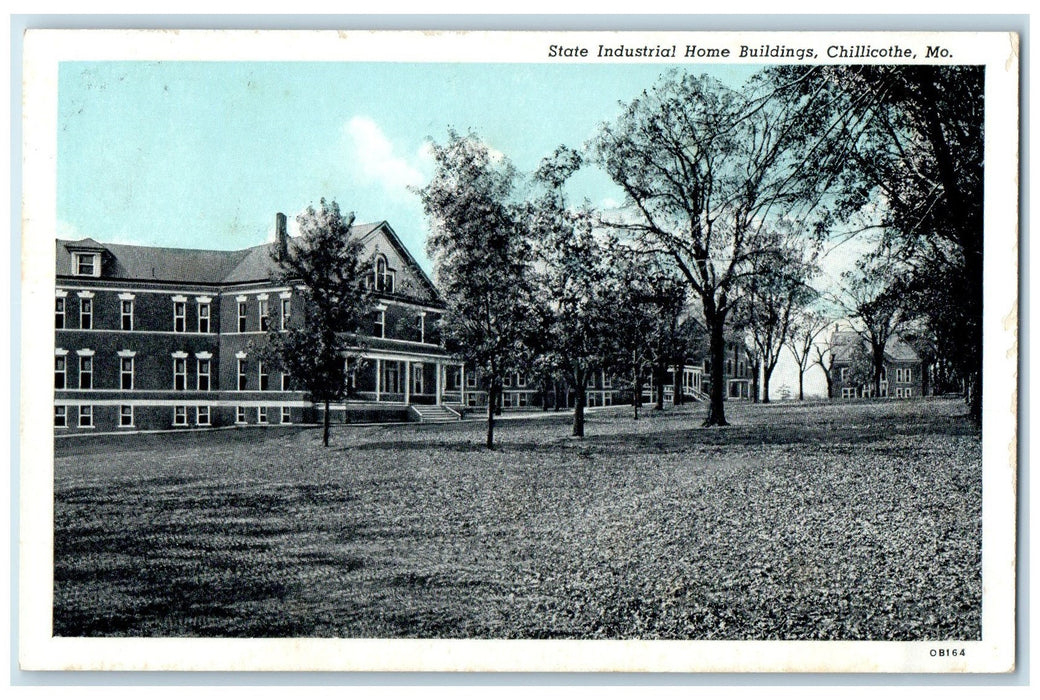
[[53, 398, 982, 640]]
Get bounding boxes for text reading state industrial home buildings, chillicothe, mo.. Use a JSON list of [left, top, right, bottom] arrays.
[[546, 43, 923, 60]]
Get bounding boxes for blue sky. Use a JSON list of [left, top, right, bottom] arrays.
[[57, 60, 762, 273]]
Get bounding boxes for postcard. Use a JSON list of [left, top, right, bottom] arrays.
[[19, 28, 1019, 673]]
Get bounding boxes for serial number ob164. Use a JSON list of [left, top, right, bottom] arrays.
[[930, 648, 966, 657]]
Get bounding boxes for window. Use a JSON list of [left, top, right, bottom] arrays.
[[373, 309, 385, 338], [504, 374, 513, 388], [281, 372, 290, 391], [281, 406, 292, 423], [173, 357, 187, 391], [602, 373, 611, 389], [375, 256, 395, 293], [173, 301, 186, 333], [258, 298, 270, 331], [197, 406, 210, 425], [118, 299, 133, 331], [197, 359, 211, 391], [55, 297, 65, 328], [238, 301, 248, 332], [238, 358, 248, 391], [80, 297, 92, 329], [840, 367, 849, 382], [280, 297, 291, 330], [55, 406, 67, 428], [55, 356, 66, 389], [257, 406, 268, 424], [120, 357, 134, 390], [174, 405, 187, 426], [726, 359, 733, 375], [119, 405, 134, 427], [198, 302, 211, 333], [258, 361, 269, 391], [79, 405, 93, 427], [78, 355, 93, 389], [517, 373, 527, 388], [466, 370, 477, 388], [236, 406, 247, 424], [842, 387, 855, 399], [904, 368, 913, 383], [74, 252, 97, 276], [905, 387, 913, 398], [418, 312, 426, 343]]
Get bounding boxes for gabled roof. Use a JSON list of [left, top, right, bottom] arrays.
[[357, 221, 440, 300], [830, 330, 921, 364], [55, 219, 443, 306]]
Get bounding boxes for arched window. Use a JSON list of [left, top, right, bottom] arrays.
[[374, 255, 395, 293]]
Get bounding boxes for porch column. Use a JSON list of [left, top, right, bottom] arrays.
[[404, 360, 411, 404], [435, 361, 443, 405], [460, 363, 466, 406], [375, 358, 381, 402]]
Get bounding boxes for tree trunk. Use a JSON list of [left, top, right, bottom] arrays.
[[762, 362, 775, 404], [632, 361, 642, 421], [872, 343, 886, 399], [704, 314, 728, 426], [654, 361, 665, 411], [824, 369, 833, 399], [797, 369, 805, 401], [322, 399, 331, 447], [486, 383, 496, 449], [573, 384, 586, 438], [673, 364, 682, 406]]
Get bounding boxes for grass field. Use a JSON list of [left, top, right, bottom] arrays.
[[53, 398, 981, 639]]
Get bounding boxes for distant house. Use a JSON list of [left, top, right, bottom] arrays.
[[829, 330, 923, 399], [54, 214, 463, 433]]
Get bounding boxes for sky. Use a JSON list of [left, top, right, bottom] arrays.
[[57, 59, 854, 397]]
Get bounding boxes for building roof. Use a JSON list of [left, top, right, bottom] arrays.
[[830, 329, 921, 363], [56, 220, 442, 304]]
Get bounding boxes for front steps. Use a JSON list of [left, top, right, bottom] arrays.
[[410, 404, 461, 423]]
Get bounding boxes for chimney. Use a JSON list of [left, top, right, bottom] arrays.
[[275, 212, 288, 261]]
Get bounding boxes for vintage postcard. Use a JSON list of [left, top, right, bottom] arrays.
[[19, 29, 1018, 673]]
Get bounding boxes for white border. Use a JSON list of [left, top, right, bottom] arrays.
[[19, 29, 1019, 673]]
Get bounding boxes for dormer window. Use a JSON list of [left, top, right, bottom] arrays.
[[73, 252, 99, 277]]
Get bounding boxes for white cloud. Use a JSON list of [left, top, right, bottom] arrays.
[[344, 116, 426, 198]]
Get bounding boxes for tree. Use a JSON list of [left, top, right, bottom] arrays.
[[528, 147, 616, 438], [813, 343, 836, 400], [785, 309, 831, 401], [592, 71, 834, 426], [417, 130, 535, 449], [258, 199, 372, 447], [731, 227, 818, 403], [770, 65, 983, 421], [834, 256, 909, 399]]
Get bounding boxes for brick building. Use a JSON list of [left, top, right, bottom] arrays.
[[829, 329, 924, 399], [54, 214, 464, 433]]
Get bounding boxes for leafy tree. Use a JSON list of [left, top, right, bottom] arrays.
[[258, 199, 373, 447], [417, 130, 536, 449], [771, 65, 983, 421], [592, 71, 834, 426], [731, 227, 818, 403], [528, 147, 615, 438], [785, 309, 831, 401], [834, 255, 909, 399]]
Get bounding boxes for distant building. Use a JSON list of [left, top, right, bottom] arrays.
[[829, 330, 923, 399], [54, 214, 464, 433]]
